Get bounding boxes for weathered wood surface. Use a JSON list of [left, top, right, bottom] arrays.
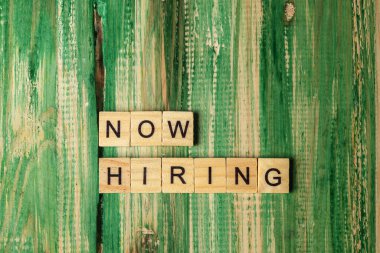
[[0, 0, 379, 252], [0, 1, 98, 252]]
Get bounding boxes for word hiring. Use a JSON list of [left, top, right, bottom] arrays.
[[99, 111, 193, 146], [99, 158, 289, 194]]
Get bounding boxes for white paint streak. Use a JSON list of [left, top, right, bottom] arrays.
[[56, 2, 65, 251], [56, 0, 84, 251], [185, 0, 194, 114], [116, 2, 165, 251], [234, 0, 262, 252], [208, 0, 220, 158], [0, 0, 6, 167]]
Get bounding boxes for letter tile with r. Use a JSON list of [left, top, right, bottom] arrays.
[[162, 158, 194, 193]]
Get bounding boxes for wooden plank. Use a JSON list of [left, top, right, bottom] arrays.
[[1, 0, 375, 252], [0, 0, 98, 252], [375, 0, 380, 251], [98, 1, 375, 252], [98, 0, 377, 252], [186, 0, 262, 251], [98, 1, 166, 252]]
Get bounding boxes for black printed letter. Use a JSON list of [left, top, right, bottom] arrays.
[[168, 121, 190, 138], [265, 168, 281, 186], [208, 167, 212, 184], [108, 167, 122, 185], [138, 120, 155, 138], [143, 167, 147, 185], [235, 167, 250, 185], [170, 166, 186, 184], [106, 120, 120, 138]]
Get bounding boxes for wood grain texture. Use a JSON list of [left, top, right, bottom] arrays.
[[130, 158, 162, 193], [375, 0, 380, 252], [162, 158, 194, 193], [99, 111, 131, 147], [194, 158, 226, 193], [99, 158, 131, 193], [131, 111, 162, 146], [0, 0, 98, 252], [162, 111, 194, 146], [97, 0, 377, 252], [0, 0, 377, 252], [257, 158, 289, 193], [226, 158, 258, 193]]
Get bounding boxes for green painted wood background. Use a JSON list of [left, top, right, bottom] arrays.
[[0, 0, 379, 252]]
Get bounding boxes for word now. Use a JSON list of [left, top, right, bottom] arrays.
[[99, 158, 289, 194], [99, 111, 193, 146]]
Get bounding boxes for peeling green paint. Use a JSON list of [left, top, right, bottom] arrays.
[[0, 0, 97, 252], [0, 0, 377, 252]]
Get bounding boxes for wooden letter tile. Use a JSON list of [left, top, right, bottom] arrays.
[[131, 111, 162, 146], [258, 158, 289, 193], [99, 112, 130, 147], [131, 158, 161, 193], [226, 158, 257, 193], [194, 158, 226, 193], [162, 111, 193, 146], [162, 158, 194, 193], [99, 158, 130, 193]]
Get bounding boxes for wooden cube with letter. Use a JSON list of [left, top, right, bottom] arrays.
[[162, 158, 194, 193], [99, 158, 131, 193], [194, 158, 226, 193], [226, 158, 257, 193], [131, 158, 162, 193], [258, 158, 289, 193], [99, 112, 130, 146], [131, 111, 162, 146], [162, 111, 193, 146]]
